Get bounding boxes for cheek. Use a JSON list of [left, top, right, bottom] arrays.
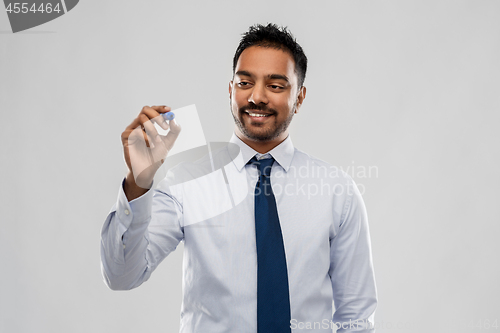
[[288, 92, 299, 109], [230, 95, 241, 113], [275, 94, 295, 110], [232, 91, 247, 108]]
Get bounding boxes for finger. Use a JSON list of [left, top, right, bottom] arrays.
[[151, 105, 171, 113], [141, 124, 155, 148], [122, 124, 149, 146], [140, 106, 161, 123], [161, 118, 182, 151], [139, 113, 160, 144], [168, 117, 181, 134], [157, 106, 171, 130], [152, 114, 170, 134], [124, 118, 156, 147], [126, 105, 171, 132], [146, 105, 171, 130], [151, 105, 171, 112], [125, 116, 142, 132]]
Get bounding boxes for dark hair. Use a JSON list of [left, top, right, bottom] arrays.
[[233, 23, 308, 87]]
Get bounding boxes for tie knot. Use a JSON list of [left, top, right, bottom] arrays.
[[249, 156, 275, 177]]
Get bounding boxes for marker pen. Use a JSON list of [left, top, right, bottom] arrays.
[[162, 111, 175, 121]]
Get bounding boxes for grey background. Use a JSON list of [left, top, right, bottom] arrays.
[[1, 1, 499, 332]]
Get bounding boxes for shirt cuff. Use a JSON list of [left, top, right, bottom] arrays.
[[114, 178, 154, 230]]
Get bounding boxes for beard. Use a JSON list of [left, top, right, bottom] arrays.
[[231, 101, 296, 142]]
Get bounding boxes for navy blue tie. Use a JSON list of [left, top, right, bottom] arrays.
[[250, 156, 291, 333]]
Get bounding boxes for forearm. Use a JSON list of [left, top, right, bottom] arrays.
[[100, 184, 154, 290], [100, 178, 184, 291]]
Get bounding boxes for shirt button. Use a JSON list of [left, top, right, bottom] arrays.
[[124, 209, 130, 215]]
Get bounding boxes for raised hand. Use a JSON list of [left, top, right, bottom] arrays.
[[121, 105, 181, 200]]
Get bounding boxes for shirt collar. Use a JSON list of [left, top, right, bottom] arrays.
[[229, 133, 295, 172]]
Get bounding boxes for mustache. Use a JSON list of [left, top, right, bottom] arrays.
[[239, 103, 276, 114]]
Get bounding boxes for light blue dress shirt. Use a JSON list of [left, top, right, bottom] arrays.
[[101, 134, 377, 332]]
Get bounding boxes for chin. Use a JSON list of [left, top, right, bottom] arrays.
[[244, 128, 280, 142]]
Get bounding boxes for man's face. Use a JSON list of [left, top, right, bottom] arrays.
[[229, 46, 306, 143]]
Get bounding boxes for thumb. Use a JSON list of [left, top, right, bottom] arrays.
[[162, 118, 181, 152]]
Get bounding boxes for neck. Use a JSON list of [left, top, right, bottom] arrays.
[[235, 131, 288, 154]]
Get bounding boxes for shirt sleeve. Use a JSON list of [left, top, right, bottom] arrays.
[[329, 177, 378, 332], [100, 178, 184, 291]]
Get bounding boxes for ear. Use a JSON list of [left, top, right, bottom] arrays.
[[229, 81, 233, 98], [294, 86, 307, 114]]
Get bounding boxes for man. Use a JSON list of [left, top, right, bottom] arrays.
[[101, 24, 377, 332]]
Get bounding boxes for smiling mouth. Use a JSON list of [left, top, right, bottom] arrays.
[[244, 110, 273, 117]]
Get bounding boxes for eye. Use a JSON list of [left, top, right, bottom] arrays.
[[269, 84, 284, 90], [237, 81, 252, 88]]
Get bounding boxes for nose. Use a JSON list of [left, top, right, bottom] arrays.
[[248, 82, 268, 105]]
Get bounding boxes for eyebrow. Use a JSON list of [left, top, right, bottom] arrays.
[[235, 71, 290, 83], [268, 74, 290, 83]]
